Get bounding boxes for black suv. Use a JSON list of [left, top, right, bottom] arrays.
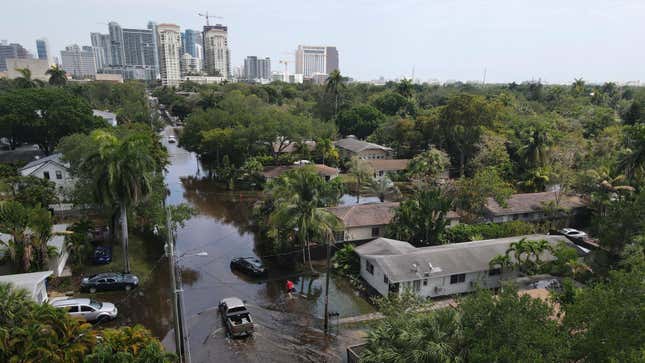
[[80, 272, 139, 293], [230, 257, 267, 277]]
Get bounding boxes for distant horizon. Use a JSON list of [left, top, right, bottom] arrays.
[[2, 0, 643, 84]]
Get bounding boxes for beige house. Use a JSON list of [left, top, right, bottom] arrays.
[[262, 164, 339, 181], [327, 202, 399, 242], [484, 192, 589, 223], [365, 159, 410, 179], [334, 136, 393, 160]]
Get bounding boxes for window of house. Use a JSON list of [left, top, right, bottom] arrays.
[[334, 231, 344, 242], [413, 280, 421, 291], [489, 268, 502, 276], [423, 279, 428, 286], [55, 170, 63, 180], [371, 227, 380, 237], [43, 171, 50, 180], [450, 273, 466, 284], [366, 260, 374, 275], [383, 274, 389, 284]]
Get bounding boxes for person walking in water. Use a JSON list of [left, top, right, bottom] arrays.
[[286, 280, 295, 298]]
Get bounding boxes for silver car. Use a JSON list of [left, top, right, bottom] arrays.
[[51, 297, 118, 322]]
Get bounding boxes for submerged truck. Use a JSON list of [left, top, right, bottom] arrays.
[[219, 297, 254, 337]]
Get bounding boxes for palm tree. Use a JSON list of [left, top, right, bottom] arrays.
[[518, 127, 550, 169], [315, 138, 338, 166], [13, 68, 44, 88], [397, 78, 414, 99], [489, 254, 513, 274], [45, 64, 67, 86], [82, 130, 154, 273], [505, 238, 531, 270], [28, 207, 56, 271], [362, 176, 400, 202], [0, 201, 31, 272], [348, 156, 374, 203], [618, 124, 645, 181], [325, 69, 345, 121], [268, 168, 341, 272], [571, 78, 586, 96]]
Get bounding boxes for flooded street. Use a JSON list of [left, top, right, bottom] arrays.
[[116, 127, 372, 362]]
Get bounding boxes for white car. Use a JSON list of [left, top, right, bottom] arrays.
[[168, 136, 177, 144], [51, 297, 118, 323], [559, 228, 588, 239]]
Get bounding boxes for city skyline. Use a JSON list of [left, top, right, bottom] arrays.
[[1, 0, 644, 83]]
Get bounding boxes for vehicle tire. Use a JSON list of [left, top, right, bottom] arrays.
[[125, 284, 132, 291], [89, 287, 97, 294], [96, 315, 108, 324]]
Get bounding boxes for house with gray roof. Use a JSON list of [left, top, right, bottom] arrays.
[[0, 271, 53, 303], [355, 234, 578, 298], [334, 135, 393, 160], [19, 153, 74, 198], [484, 192, 589, 223]]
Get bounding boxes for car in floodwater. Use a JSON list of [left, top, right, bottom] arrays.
[[230, 257, 267, 277], [92, 246, 112, 265], [219, 297, 254, 338], [51, 297, 118, 323], [168, 135, 177, 143], [80, 272, 139, 293]]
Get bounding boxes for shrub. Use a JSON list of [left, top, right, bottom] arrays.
[[444, 221, 537, 243]]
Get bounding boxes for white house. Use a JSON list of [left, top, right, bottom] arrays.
[[93, 109, 117, 127], [0, 271, 53, 303], [19, 153, 74, 197], [355, 234, 575, 298], [484, 192, 589, 223]]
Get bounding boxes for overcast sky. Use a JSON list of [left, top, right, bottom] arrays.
[[2, 0, 643, 83]]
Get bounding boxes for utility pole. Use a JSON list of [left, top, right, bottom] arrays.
[[166, 205, 183, 362], [323, 238, 332, 334]]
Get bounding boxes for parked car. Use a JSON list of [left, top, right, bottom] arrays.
[[230, 257, 267, 277], [51, 297, 117, 322], [168, 135, 177, 143], [530, 278, 562, 290], [559, 228, 588, 239], [92, 246, 112, 265], [219, 297, 254, 338], [80, 272, 139, 293]]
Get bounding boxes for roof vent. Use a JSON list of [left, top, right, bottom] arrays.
[[428, 262, 442, 273], [410, 263, 418, 272]]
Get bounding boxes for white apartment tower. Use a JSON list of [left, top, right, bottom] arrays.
[[295, 45, 339, 78], [202, 25, 230, 78], [157, 24, 181, 86]]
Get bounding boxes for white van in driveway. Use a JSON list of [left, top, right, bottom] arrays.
[[51, 297, 118, 323]]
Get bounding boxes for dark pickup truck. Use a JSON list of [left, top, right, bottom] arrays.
[[219, 297, 254, 338]]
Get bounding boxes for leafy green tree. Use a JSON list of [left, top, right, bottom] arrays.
[[459, 286, 570, 362], [46, 64, 67, 86], [370, 90, 409, 116], [7, 175, 58, 207], [406, 148, 450, 184], [468, 130, 512, 177], [618, 124, 645, 181], [13, 68, 45, 88], [387, 187, 452, 246], [571, 78, 587, 97], [454, 167, 513, 222], [314, 137, 339, 166], [336, 104, 384, 138], [396, 78, 414, 100], [623, 99, 642, 125], [0, 200, 31, 271]]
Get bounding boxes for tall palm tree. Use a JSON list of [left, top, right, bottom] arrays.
[[0, 201, 31, 272], [618, 124, 645, 181], [13, 68, 44, 88], [397, 78, 414, 100], [505, 238, 531, 268], [325, 69, 345, 121], [571, 78, 586, 96], [518, 127, 550, 169], [362, 176, 400, 202], [45, 64, 67, 86], [489, 254, 513, 274], [82, 130, 154, 273], [268, 168, 340, 272], [348, 156, 374, 203], [28, 206, 56, 271]]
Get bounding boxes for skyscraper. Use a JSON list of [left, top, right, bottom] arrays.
[[0, 41, 31, 71], [243, 56, 271, 81], [202, 24, 230, 78], [157, 23, 181, 86], [108, 22, 125, 67], [295, 45, 339, 78], [90, 32, 111, 70], [122, 27, 157, 80], [147, 21, 160, 74], [60, 44, 97, 78], [36, 38, 51, 64], [183, 29, 202, 58]]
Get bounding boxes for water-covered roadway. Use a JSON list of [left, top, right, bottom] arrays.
[[116, 127, 373, 362]]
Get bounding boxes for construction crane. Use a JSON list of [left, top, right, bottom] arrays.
[[280, 51, 295, 82], [198, 12, 223, 26]]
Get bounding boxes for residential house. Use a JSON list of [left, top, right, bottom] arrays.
[[326, 202, 460, 243], [365, 159, 410, 179], [0, 271, 53, 303], [355, 234, 575, 298], [0, 224, 70, 277], [334, 135, 393, 160], [483, 192, 589, 223], [262, 164, 339, 181], [19, 153, 74, 197], [272, 139, 316, 155], [93, 109, 117, 127]]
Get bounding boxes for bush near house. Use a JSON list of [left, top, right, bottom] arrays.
[[443, 221, 538, 243]]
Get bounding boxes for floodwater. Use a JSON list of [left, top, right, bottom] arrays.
[[110, 127, 373, 362]]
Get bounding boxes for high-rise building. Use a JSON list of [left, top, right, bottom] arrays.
[[0, 41, 31, 71], [36, 38, 51, 64], [90, 32, 111, 70], [180, 53, 202, 75], [147, 21, 160, 74], [243, 56, 271, 81], [202, 24, 230, 78], [108, 22, 125, 67], [60, 44, 97, 78], [183, 29, 202, 58], [295, 45, 339, 78], [157, 23, 181, 86]]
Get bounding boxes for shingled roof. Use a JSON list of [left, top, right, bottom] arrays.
[[365, 159, 410, 171], [484, 192, 589, 216], [326, 202, 399, 227], [334, 136, 392, 153]]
